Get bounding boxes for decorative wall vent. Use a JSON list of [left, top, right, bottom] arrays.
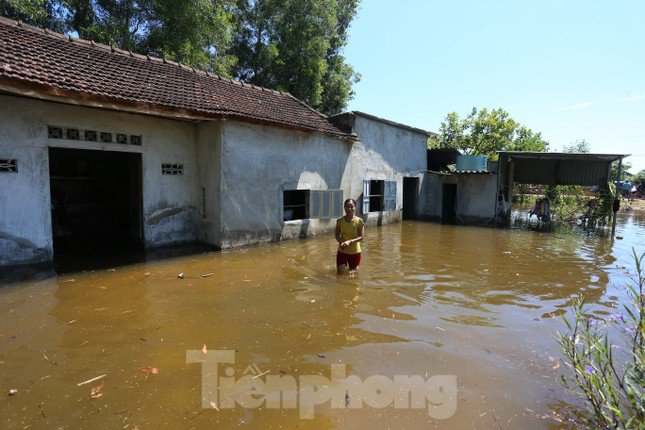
[[100, 132, 113, 143], [46, 125, 142, 146], [162, 163, 183, 175], [65, 128, 80, 140], [84, 130, 97, 141], [0, 158, 18, 173], [47, 126, 63, 139]]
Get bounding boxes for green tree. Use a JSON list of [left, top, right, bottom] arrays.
[[319, 0, 360, 115], [1, 0, 67, 31], [430, 107, 549, 159], [629, 169, 645, 189], [229, 0, 360, 114], [610, 160, 633, 182], [1, 0, 360, 112], [563, 139, 591, 154], [145, 0, 236, 74]]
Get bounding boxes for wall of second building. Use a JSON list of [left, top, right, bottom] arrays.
[[219, 120, 351, 248], [350, 115, 429, 224], [0, 94, 203, 265], [455, 174, 497, 223], [419, 173, 452, 221], [418, 173, 497, 224]]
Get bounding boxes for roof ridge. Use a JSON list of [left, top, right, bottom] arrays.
[[0, 15, 287, 96]]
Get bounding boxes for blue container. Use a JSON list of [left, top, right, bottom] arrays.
[[456, 155, 487, 172]]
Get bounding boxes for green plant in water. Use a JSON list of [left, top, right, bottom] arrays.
[[544, 185, 586, 223], [586, 181, 616, 228], [555, 249, 644, 428]]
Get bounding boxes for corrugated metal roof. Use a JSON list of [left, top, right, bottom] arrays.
[[498, 152, 629, 186], [498, 151, 627, 163]]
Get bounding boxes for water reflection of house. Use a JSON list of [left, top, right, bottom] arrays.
[[0, 18, 437, 267]]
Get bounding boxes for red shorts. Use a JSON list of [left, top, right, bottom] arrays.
[[336, 251, 361, 270]]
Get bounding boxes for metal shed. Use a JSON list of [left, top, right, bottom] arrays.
[[495, 151, 629, 231]]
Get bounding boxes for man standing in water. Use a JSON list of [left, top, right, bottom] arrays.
[[335, 199, 365, 275]]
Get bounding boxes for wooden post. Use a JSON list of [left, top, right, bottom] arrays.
[[611, 158, 622, 238], [494, 155, 502, 226]]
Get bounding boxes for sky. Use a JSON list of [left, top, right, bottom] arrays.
[[344, 0, 645, 174]]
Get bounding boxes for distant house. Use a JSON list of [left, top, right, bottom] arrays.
[[0, 17, 434, 267]]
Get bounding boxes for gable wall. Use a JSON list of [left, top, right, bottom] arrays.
[[351, 115, 429, 222]]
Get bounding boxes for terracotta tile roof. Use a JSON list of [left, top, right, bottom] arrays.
[[0, 17, 352, 140]]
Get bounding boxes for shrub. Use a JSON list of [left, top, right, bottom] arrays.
[[555, 249, 644, 428]]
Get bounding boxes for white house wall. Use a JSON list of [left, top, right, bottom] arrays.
[[0, 95, 203, 265], [219, 120, 351, 247], [456, 174, 498, 223], [196, 121, 223, 247], [350, 116, 428, 223], [2, 94, 443, 265], [418, 173, 498, 223]]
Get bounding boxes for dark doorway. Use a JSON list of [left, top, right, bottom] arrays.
[[441, 183, 457, 224], [403, 177, 418, 220], [48, 148, 143, 263]]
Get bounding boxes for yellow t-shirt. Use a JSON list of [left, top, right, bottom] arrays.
[[337, 216, 364, 255]]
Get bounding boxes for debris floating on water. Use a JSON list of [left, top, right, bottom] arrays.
[[178, 272, 213, 279], [77, 374, 107, 387], [43, 354, 58, 365], [90, 381, 105, 399]]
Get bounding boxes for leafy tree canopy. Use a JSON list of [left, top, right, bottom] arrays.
[[611, 160, 632, 181], [629, 168, 645, 188], [230, 0, 360, 114], [1, 0, 360, 115], [429, 107, 549, 160], [562, 139, 590, 154]]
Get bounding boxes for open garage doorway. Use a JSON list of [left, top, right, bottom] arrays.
[[48, 148, 143, 265]]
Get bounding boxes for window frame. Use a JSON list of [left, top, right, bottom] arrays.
[[283, 189, 310, 221], [363, 179, 397, 213]]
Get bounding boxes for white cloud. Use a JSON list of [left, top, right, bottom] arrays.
[[557, 102, 592, 111], [625, 93, 645, 101]]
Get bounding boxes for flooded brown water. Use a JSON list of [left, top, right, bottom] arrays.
[[1, 210, 644, 429]]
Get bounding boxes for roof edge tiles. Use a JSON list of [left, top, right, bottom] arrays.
[[0, 16, 355, 141], [351, 111, 437, 137]]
